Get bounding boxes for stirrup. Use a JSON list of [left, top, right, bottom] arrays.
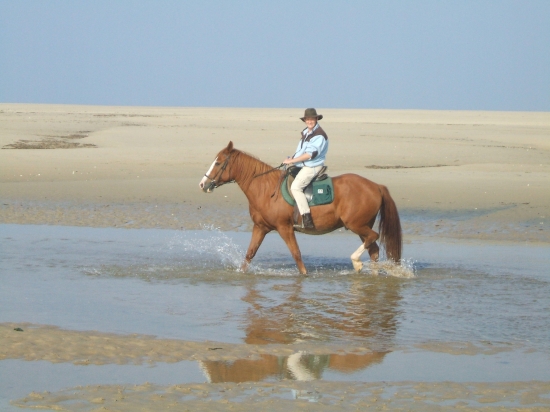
[[293, 215, 304, 229]]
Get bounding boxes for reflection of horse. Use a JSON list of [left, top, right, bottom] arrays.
[[199, 276, 400, 383], [199, 142, 402, 275], [199, 351, 387, 383], [241, 277, 401, 348]]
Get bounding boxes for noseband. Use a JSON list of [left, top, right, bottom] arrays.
[[204, 153, 235, 191]]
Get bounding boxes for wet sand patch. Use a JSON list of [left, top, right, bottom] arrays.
[[11, 380, 550, 411], [2, 131, 96, 149], [1, 199, 547, 242], [0, 201, 251, 232], [2, 139, 96, 149], [0, 323, 374, 365]]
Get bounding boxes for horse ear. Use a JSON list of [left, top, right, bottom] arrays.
[[227, 141, 234, 152]]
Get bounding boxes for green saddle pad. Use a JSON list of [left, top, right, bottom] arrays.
[[281, 175, 334, 207]]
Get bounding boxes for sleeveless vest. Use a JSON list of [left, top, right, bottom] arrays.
[[299, 125, 328, 149]]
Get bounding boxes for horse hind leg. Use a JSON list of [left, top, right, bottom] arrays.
[[351, 244, 366, 273], [350, 228, 379, 273], [367, 241, 379, 262]]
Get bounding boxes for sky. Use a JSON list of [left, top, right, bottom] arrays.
[[1, 1, 549, 111]]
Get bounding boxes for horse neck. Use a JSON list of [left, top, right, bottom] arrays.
[[231, 151, 280, 195]]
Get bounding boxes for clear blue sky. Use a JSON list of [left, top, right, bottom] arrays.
[[1, 1, 549, 110]]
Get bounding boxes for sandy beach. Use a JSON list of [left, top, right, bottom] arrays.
[[1, 103, 549, 241], [1, 104, 550, 411]]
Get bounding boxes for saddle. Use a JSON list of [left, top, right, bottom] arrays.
[[285, 166, 329, 200], [281, 166, 334, 225], [288, 165, 328, 181]]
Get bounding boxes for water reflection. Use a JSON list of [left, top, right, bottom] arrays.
[[242, 276, 403, 347], [199, 351, 387, 383], [200, 275, 402, 383]]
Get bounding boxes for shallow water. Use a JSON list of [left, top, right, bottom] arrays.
[[1, 224, 550, 409], [2, 224, 549, 348]]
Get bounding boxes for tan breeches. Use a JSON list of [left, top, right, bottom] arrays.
[[290, 165, 324, 215]]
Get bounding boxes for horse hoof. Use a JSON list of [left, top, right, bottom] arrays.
[[352, 260, 363, 273]]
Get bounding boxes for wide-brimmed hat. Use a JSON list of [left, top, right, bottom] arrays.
[[300, 108, 323, 122]]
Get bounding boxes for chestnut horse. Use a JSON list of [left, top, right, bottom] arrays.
[[199, 141, 402, 275]]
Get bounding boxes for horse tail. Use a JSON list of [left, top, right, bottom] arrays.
[[378, 185, 402, 263]]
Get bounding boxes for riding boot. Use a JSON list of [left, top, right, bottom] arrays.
[[302, 213, 315, 230]]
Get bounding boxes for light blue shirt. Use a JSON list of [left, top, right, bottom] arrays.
[[293, 123, 329, 167]]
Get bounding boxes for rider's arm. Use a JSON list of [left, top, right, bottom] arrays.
[[283, 152, 311, 165], [303, 135, 326, 161]]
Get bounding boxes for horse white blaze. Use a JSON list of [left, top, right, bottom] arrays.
[[199, 157, 217, 190]]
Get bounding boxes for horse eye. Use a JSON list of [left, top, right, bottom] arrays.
[[215, 162, 221, 166]]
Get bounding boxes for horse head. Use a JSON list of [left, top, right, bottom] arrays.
[[199, 141, 235, 193]]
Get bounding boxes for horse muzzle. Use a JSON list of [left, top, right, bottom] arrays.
[[199, 176, 216, 193]]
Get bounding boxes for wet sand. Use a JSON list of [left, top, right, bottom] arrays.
[[11, 381, 550, 411], [1, 104, 550, 410]]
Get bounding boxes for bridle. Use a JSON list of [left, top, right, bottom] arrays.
[[203, 152, 235, 192], [203, 151, 285, 193]]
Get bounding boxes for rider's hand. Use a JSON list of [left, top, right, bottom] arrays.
[[283, 158, 293, 165]]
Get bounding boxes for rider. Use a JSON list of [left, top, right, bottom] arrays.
[[283, 108, 329, 230]]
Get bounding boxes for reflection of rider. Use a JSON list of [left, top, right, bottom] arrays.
[[282, 108, 329, 230]]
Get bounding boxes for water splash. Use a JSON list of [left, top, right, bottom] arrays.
[[364, 258, 416, 278], [167, 224, 246, 270], [166, 226, 418, 278], [167, 226, 310, 276]]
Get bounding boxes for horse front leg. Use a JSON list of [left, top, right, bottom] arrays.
[[241, 224, 269, 272], [278, 226, 307, 275]]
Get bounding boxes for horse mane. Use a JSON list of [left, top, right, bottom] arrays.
[[231, 149, 280, 189]]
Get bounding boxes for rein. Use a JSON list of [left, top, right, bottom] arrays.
[[251, 163, 288, 199], [253, 163, 285, 179]]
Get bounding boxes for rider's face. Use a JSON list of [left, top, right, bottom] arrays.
[[304, 117, 317, 130]]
